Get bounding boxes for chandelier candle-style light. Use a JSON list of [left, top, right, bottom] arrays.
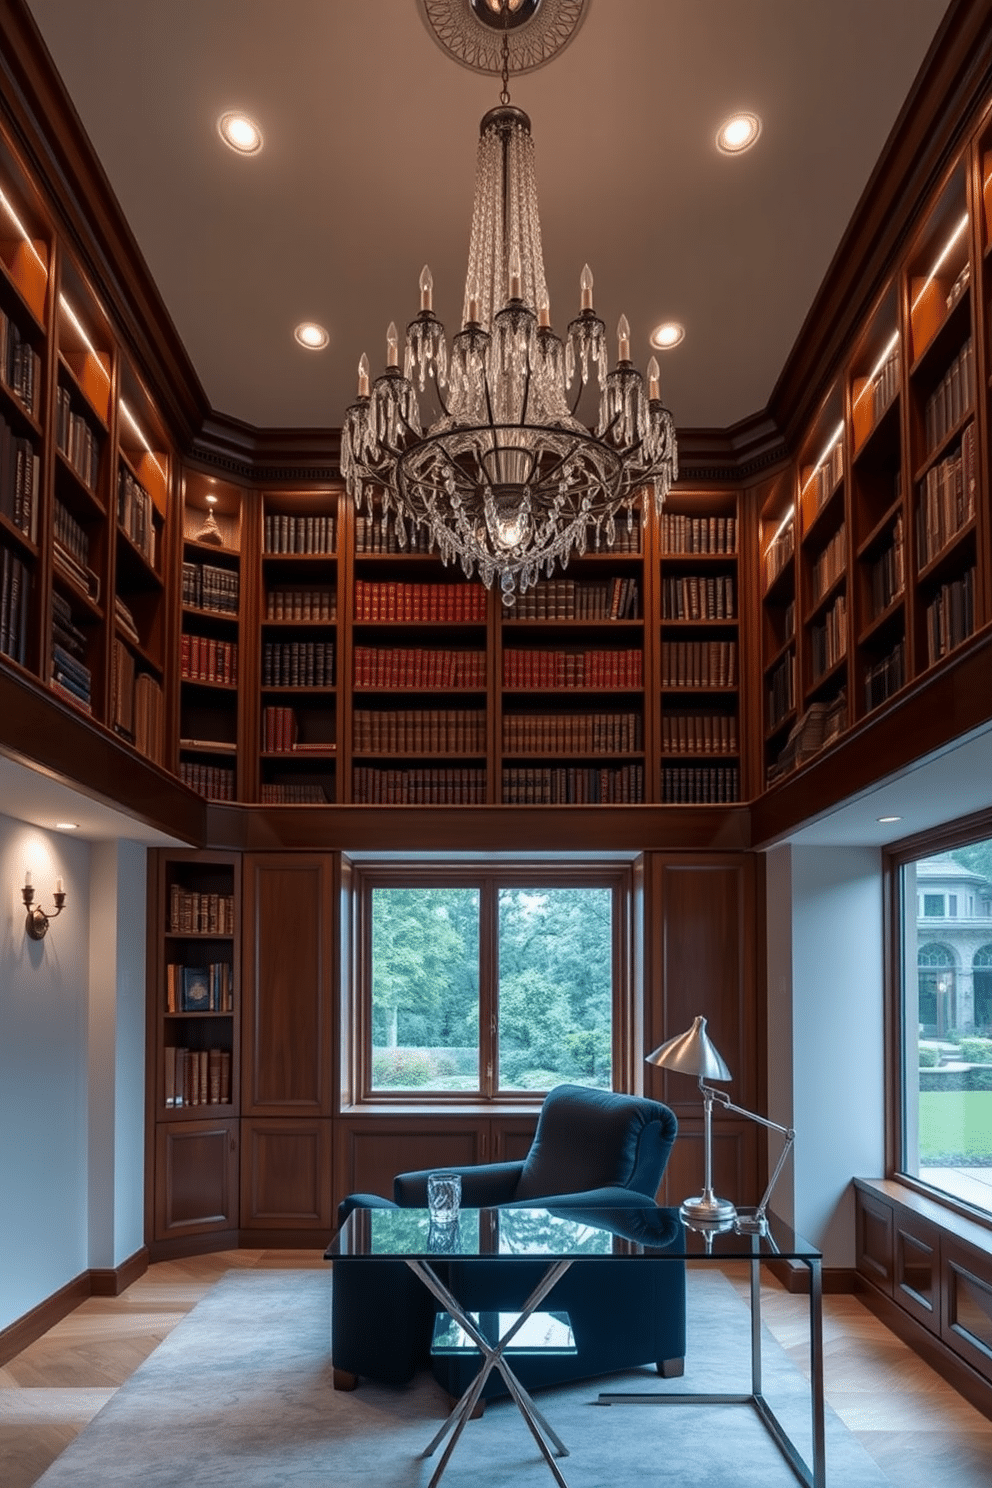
[[341, 10, 677, 604]]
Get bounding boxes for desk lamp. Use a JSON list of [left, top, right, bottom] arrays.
[[646, 1015, 795, 1234]]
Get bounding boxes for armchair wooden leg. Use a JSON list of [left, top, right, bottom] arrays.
[[449, 1393, 485, 1419], [333, 1368, 358, 1391], [656, 1357, 684, 1378]]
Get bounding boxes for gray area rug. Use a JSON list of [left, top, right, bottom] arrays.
[[35, 1267, 890, 1487]]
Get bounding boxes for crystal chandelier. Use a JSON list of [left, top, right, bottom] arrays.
[[340, 4, 677, 604]]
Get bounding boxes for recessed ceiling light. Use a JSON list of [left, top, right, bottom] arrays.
[[295, 322, 329, 350], [55, 822, 78, 830], [650, 322, 685, 350], [218, 112, 263, 155], [877, 815, 902, 824], [716, 112, 761, 155]]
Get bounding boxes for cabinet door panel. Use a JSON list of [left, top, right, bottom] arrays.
[[155, 1119, 238, 1239], [335, 1119, 486, 1214], [241, 1118, 332, 1230], [854, 1187, 894, 1296], [243, 854, 333, 1115]]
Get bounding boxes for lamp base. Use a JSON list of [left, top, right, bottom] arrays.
[[679, 1192, 737, 1226]]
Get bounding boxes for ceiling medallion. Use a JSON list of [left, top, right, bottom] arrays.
[[419, 0, 588, 76]]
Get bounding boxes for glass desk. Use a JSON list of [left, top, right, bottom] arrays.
[[327, 1205, 825, 1488]]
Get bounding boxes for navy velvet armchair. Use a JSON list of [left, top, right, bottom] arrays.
[[329, 1084, 686, 1397]]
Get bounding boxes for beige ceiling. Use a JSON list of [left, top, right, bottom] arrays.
[[25, 0, 949, 433]]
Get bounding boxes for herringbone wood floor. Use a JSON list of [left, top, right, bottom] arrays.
[[1, 1251, 991, 1487]]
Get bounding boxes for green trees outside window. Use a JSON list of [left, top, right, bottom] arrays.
[[365, 870, 621, 1097]]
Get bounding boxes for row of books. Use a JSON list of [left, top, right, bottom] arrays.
[[354, 708, 486, 755], [501, 764, 644, 804], [179, 758, 236, 800], [660, 713, 738, 756], [51, 585, 92, 710], [354, 578, 486, 623], [166, 961, 234, 1013], [501, 712, 642, 755], [353, 766, 486, 804], [262, 711, 331, 755], [660, 513, 737, 555], [0, 415, 39, 540], [0, 309, 40, 417], [115, 594, 139, 645], [0, 543, 29, 663], [55, 384, 100, 491], [262, 639, 333, 687], [265, 586, 335, 622], [801, 439, 844, 530], [507, 577, 639, 621], [354, 646, 486, 690], [867, 340, 901, 428], [182, 559, 239, 615], [764, 517, 795, 592], [864, 639, 905, 713], [502, 648, 643, 690], [117, 464, 156, 567], [661, 766, 740, 804], [868, 516, 904, 617], [924, 568, 975, 667], [810, 593, 847, 681], [111, 642, 164, 762], [182, 633, 238, 686], [169, 884, 235, 934], [810, 524, 846, 604], [916, 423, 976, 568], [661, 574, 735, 621], [783, 600, 796, 642], [660, 639, 738, 688], [263, 512, 336, 554], [923, 338, 974, 455], [259, 781, 331, 804], [767, 652, 796, 732], [164, 1046, 232, 1108], [767, 695, 846, 783], [355, 510, 436, 553], [53, 499, 100, 601]]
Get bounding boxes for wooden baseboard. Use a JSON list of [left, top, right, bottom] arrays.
[[237, 1228, 330, 1251], [766, 1258, 859, 1294], [90, 1247, 149, 1297], [855, 1275, 992, 1424], [1, 1250, 152, 1364], [0, 1272, 91, 1366]]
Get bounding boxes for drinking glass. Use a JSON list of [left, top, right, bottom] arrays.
[[427, 1171, 461, 1224]]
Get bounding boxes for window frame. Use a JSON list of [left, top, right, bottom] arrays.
[[885, 806, 992, 1233], [347, 860, 635, 1107]]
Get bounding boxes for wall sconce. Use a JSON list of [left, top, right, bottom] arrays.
[[22, 870, 67, 940]]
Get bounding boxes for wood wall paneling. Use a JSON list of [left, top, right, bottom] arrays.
[[240, 1118, 332, 1230], [894, 1209, 941, 1334], [154, 1119, 238, 1238], [942, 1235, 992, 1385], [243, 853, 333, 1115], [334, 1119, 487, 1215], [855, 1184, 895, 1295], [643, 853, 759, 1205]]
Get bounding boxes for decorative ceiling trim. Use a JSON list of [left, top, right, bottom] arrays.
[[418, 0, 588, 77]]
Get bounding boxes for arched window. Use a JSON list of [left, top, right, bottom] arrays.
[[917, 943, 956, 1037], [973, 945, 992, 1033]]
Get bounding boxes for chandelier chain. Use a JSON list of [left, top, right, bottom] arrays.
[[500, 29, 511, 105]]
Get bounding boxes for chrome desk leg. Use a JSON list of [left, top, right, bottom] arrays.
[[809, 1258, 825, 1488], [410, 1257, 574, 1488]]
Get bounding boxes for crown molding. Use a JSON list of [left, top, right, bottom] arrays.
[[188, 414, 343, 486]]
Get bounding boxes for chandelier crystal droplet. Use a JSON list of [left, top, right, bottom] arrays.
[[340, 104, 677, 603]]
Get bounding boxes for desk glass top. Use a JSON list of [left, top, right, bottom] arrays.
[[326, 1205, 821, 1262]]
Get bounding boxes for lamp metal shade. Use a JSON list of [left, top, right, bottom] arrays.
[[646, 1014, 731, 1082]]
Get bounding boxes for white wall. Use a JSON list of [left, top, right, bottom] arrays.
[[765, 843, 885, 1267], [0, 814, 146, 1333]]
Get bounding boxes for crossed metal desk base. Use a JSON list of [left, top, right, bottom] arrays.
[[408, 1256, 575, 1488], [406, 1245, 825, 1488], [599, 1249, 826, 1488]]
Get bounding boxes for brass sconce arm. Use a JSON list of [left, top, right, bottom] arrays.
[[22, 880, 67, 940]]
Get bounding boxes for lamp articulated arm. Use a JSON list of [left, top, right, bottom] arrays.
[[700, 1080, 795, 1230]]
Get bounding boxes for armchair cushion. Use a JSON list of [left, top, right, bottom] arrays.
[[514, 1083, 677, 1201], [393, 1160, 524, 1209]]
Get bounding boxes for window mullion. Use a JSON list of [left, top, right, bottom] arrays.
[[479, 878, 499, 1099]]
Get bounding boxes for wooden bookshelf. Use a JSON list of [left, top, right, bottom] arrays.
[[257, 486, 340, 804], [179, 473, 243, 801], [147, 849, 241, 1244], [758, 474, 797, 785], [657, 494, 740, 805]]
